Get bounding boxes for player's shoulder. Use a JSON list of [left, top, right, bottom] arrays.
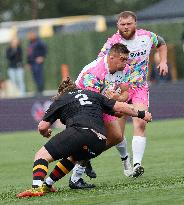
[[83, 89, 98, 96], [136, 29, 154, 37], [108, 31, 122, 41], [84, 89, 103, 100]]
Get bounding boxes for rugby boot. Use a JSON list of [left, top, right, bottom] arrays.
[[132, 163, 144, 178], [16, 187, 45, 198], [85, 160, 97, 178], [123, 155, 133, 177], [69, 177, 95, 189]]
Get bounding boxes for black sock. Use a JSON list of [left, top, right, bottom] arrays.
[[133, 163, 140, 167], [49, 158, 75, 182], [121, 155, 128, 161]]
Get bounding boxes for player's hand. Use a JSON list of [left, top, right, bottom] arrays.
[[158, 61, 168, 76], [143, 111, 152, 122], [42, 129, 52, 138], [104, 90, 119, 100], [119, 91, 129, 102], [119, 83, 130, 92]]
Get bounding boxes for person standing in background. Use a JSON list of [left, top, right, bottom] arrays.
[[6, 38, 25, 96], [27, 32, 47, 95]]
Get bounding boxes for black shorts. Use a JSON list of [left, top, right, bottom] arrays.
[[44, 127, 106, 161]]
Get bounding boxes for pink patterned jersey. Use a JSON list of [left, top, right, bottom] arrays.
[[75, 55, 126, 93], [98, 29, 158, 88]]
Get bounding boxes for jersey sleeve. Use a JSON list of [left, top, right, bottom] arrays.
[[81, 73, 104, 93], [150, 32, 159, 48], [98, 33, 119, 57], [100, 94, 116, 115], [42, 101, 60, 124], [98, 41, 112, 57]]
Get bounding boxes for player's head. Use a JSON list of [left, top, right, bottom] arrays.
[[108, 43, 129, 73], [117, 11, 137, 40], [53, 77, 77, 100]]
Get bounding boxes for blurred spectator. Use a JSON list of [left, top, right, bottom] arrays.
[[6, 38, 25, 96], [150, 51, 172, 84], [0, 67, 5, 97], [182, 32, 184, 52], [27, 32, 47, 95]]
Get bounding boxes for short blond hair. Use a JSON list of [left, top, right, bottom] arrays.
[[117, 11, 137, 22]]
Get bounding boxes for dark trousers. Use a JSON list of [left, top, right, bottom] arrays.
[[31, 63, 44, 93]]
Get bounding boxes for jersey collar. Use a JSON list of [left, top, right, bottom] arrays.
[[104, 55, 110, 73]]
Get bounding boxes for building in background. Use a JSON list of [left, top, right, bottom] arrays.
[[0, 15, 107, 43]]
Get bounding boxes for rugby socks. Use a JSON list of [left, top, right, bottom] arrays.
[[32, 158, 48, 188], [132, 136, 146, 166], [115, 138, 128, 159], [45, 159, 74, 186], [70, 164, 85, 183]]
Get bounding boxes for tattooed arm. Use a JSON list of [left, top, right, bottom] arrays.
[[113, 101, 152, 122]]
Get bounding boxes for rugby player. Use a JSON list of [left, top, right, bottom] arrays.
[[97, 11, 168, 177], [45, 43, 133, 189], [71, 11, 168, 184], [17, 77, 152, 198]]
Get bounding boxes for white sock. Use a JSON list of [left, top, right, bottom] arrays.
[[71, 164, 85, 183], [115, 138, 128, 159], [45, 176, 55, 186], [132, 136, 146, 166], [32, 180, 43, 187]]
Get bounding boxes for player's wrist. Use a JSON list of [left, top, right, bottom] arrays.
[[137, 110, 145, 119]]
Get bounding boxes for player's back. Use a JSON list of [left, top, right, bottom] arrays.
[[54, 89, 115, 135]]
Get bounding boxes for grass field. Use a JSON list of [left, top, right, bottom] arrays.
[[0, 118, 184, 205]]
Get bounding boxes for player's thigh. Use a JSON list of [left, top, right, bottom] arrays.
[[132, 103, 148, 135], [105, 119, 123, 143], [44, 128, 79, 160]]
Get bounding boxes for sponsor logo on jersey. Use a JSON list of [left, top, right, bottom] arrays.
[[130, 50, 146, 58]]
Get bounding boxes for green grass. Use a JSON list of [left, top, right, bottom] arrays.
[[0, 119, 184, 205]]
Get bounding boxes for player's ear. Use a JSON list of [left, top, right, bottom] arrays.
[[109, 55, 114, 60]]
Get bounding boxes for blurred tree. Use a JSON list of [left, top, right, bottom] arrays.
[[0, 0, 161, 21]]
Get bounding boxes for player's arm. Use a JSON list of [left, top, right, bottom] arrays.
[[38, 101, 59, 138], [116, 83, 129, 102], [151, 32, 168, 76], [103, 83, 129, 102], [156, 36, 168, 76], [100, 94, 152, 122], [113, 101, 152, 122]]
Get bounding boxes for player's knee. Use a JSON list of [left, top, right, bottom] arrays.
[[111, 132, 123, 144], [116, 133, 124, 143], [34, 149, 43, 161], [134, 120, 146, 133], [34, 146, 52, 162]]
